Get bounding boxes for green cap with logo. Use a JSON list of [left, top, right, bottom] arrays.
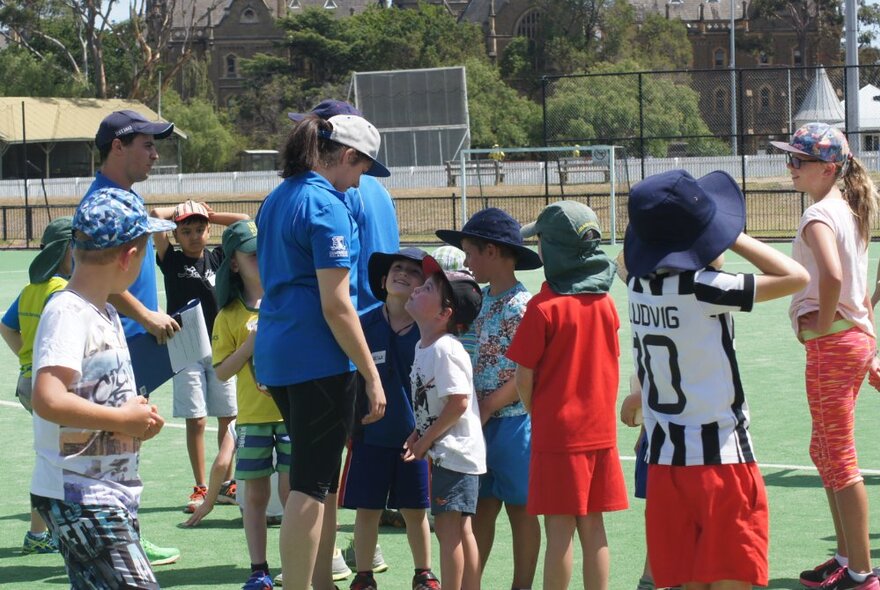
[[521, 200, 616, 295], [215, 220, 258, 309], [29, 216, 73, 284]]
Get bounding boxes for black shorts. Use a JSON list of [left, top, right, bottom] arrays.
[[270, 371, 357, 502]]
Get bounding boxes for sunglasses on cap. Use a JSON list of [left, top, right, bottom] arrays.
[[786, 153, 823, 169]]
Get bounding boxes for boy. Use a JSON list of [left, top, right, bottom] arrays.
[[623, 169, 809, 589], [185, 220, 291, 590], [506, 200, 628, 590], [0, 216, 72, 554], [29, 186, 174, 589], [150, 199, 249, 512], [436, 208, 542, 588], [403, 257, 486, 590], [339, 248, 437, 590]]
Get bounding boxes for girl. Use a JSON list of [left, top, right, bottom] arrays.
[[254, 114, 389, 590], [772, 123, 879, 590]]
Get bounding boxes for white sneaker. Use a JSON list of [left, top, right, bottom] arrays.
[[273, 572, 283, 586], [332, 547, 352, 581]]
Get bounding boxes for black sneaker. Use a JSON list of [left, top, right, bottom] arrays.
[[817, 569, 879, 590], [802, 558, 845, 588], [350, 573, 377, 590]]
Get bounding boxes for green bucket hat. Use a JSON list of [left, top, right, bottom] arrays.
[[521, 200, 616, 295], [215, 220, 258, 309], [29, 216, 73, 284]]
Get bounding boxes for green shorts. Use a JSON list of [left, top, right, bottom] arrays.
[[235, 422, 291, 480]]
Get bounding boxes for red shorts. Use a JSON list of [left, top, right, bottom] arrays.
[[647, 462, 769, 588], [527, 448, 628, 516]]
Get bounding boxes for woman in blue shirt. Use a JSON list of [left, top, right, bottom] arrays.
[[255, 114, 389, 590]]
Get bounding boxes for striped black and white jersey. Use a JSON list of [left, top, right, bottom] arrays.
[[627, 268, 756, 466]]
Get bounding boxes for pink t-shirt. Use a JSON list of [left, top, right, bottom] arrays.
[[789, 197, 874, 338]]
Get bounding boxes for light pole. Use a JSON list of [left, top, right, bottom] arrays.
[[729, 0, 737, 155]]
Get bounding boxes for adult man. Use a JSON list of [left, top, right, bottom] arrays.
[[82, 110, 182, 566]]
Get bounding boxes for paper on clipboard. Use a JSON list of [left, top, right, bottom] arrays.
[[167, 299, 212, 373]]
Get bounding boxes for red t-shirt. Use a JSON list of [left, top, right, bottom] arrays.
[[506, 282, 620, 452]]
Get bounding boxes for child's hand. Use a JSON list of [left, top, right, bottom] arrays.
[[401, 430, 422, 462], [620, 391, 643, 428], [119, 396, 161, 439], [361, 379, 386, 425], [198, 202, 214, 217], [868, 356, 880, 390], [141, 405, 165, 441], [181, 500, 214, 527]]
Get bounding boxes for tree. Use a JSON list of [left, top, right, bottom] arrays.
[[161, 89, 242, 172], [633, 14, 691, 70], [464, 58, 541, 148], [750, 0, 843, 68], [0, 46, 90, 96]]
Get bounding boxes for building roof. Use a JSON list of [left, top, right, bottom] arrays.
[[840, 84, 880, 131], [169, 0, 380, 28], [0, 97, 185, 145], [794, 67, 845, 128]]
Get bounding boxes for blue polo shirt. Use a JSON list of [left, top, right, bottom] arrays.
[[255, 172, 360, 386], [349, 176, 399, 315], [84, 172, 158, 338], [359, 305, 420, 448]]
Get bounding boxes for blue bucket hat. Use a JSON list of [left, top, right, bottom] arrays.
[[624, 169, 745, 278], [288, 99, 362, 122], [436, 207, 543, 271], [73, 187, 176, 250]]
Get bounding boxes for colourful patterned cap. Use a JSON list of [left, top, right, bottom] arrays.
[[73, 187, 176, 250], [769, 122, 851, 164]]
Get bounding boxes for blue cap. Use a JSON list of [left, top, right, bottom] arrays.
[[73, 187, 176, 250], [95, 110, 174, 149], [288, 99, 362, 122]]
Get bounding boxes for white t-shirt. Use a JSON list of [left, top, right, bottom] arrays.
[[410, 334, 486, 475], [30, 290, 143, 513]]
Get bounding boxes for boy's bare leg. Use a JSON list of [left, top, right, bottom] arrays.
[[280, 490, 322, 590], [401, 508, 432, 569], [216, 416, 236, 482], [544, 514, 575, 590], [311, 492, 338, 590], [185, 417, 207, 486], [29, 509, 48, 534], [461, 515, 481, 590], [244, 476, 271, 564], [577, 513, 609, 590], [506, 503, 540, 588], [473, 496, 502, 569], [354, 509, 382, 572], [435, 511, 465, 590]]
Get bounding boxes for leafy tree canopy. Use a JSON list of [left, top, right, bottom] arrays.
[[161, 90, 243, 172]]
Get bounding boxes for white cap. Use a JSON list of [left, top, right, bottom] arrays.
[[324, 115, 390, 177]]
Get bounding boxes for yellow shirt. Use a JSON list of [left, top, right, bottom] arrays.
[[19, 277, 67, 377], [212, 298, 281, 425]]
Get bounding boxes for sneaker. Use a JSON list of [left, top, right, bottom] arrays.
[[802, 558, 846, 588], [243, 571, 273, 590], [22, 531, 58, 554], [266, 515, 283, 526], [342, 540, 388, 574], [184, 485, 208, 514], [141, 537, 181, 566], [332, 546, 352, 581], [218, 480, 238, 505], [818, 569, 880, 590], [412, 570, 441, 590], [273, 573, 283, 587], [350, 572, 377, 590]]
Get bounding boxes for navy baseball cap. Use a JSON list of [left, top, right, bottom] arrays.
[[95, 110, 174, 149], [288, 99, 362, 122], [73, 187, 176, 250]]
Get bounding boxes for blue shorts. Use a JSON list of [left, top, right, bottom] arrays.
[[431, 465, 479, 516], [479, 414, 531, 505], [340, 439, 430, 510], [634, 433, 649, 500]]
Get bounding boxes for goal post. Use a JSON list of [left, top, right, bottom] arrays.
[[458, 145, 620, 244]]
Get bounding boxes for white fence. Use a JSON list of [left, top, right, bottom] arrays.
[[2, 152, 878, 202]]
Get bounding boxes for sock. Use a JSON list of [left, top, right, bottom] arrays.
[[837, 554, 850, 567], [251, 562, 269, 574], [849, 569, 869, 583]]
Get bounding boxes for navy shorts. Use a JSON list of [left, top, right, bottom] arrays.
[[340, 438, 430, 510], [31, 494, 158, 590], [269, 371, 357, 502], [634, 433, 649, 500], [479, 414, 531, 505], [431, 465, 479, 516]]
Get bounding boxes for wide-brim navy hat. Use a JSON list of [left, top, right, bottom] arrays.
[[624, 169, 745, 278], [288, 99, 362, 122], [436, 207, 542, 271], [368, 247, 428, 302]]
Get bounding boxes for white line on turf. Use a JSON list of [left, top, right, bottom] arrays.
[[0, 399, 218, 432]]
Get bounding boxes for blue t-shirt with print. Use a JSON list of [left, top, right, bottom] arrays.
[[470, 282, 531, 419], [84, 172, 158, 339], [254, 172, 360, 386], [356, 305, 420, 448], [348, 176, 400, 315]]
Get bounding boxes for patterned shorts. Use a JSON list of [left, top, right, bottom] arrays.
[[31, 494, 158, 590]]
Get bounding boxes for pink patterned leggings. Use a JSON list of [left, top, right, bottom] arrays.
[[805, 327, 874, 492]]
